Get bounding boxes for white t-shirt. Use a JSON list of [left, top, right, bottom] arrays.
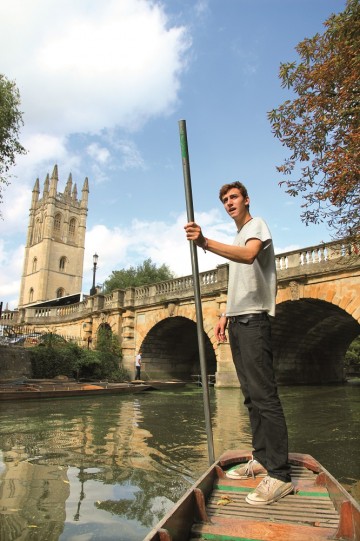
[[226, 217, 277, 317]]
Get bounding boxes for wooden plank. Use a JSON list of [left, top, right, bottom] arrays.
[[191, 516, 337, 541], [211, 494, 336, 509], [208, 506, 338, 519], [207, 507, 338, 526], [210, 490, 336, 505], [207, 511, 338, 528], [210, 495, 337, 512], [208, 509, 338, 521], [208, 504, 339, 519], [212, 505, 337, 515], [213, 487, 332, 500]]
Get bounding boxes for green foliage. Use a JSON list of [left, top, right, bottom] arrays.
[[345, 335, 360, 369], [38, 333, 67, 347], [92, 350, 129, 382], [93, 325, 128, 381], [268, 0, 360, 239], [0, 74, 27, 213], [30, 339, 100, 379], [103, 258, 175, 294], [30, 331, 130, 382], [96, 325, 122, 357]]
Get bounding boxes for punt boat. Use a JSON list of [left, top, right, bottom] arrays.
[[144, 449, 360, 541], [131, 380, 187, 390], [0, 379, 152, 400]]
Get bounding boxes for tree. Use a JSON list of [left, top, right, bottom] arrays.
[[268, 0, 359, 240], [0, 74, 27, 213], [103, 258, 175, 293], [345, 335, 360, 375], [94, 325, 129, 381], [96, 324, 122, 357]]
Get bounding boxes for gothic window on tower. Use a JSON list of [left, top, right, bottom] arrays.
[[54, 213, 62, 237], [56, 287, 65, 298], [32, 257, 37, 272], [59, 256, 67, 271], [33, 218, 42, 244], [69, 217, 76, 239], [29, 288, 34, 303]]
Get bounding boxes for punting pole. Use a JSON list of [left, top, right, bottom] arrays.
[[178, 119, 215, 465]]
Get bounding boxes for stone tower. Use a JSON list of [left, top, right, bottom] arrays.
[[18, 165, 89, 308]]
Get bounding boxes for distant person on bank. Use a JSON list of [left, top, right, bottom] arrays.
[[135, 352, 142, 380], [184, 180, 294, 506]]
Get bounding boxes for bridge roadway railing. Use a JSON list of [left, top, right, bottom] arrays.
[[275, 238, 358, 271], [1, 238, 358, 327]]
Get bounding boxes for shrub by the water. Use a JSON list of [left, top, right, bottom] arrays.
[[30, 332, 129, 381]]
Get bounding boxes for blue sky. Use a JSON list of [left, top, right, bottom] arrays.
[[0, 0, 345, 309]]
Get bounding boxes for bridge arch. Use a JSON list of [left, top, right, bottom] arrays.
[[272, 299, 360, 384], [138, 316, 217, 381]]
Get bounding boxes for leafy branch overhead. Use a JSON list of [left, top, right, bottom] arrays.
[[0, 74, 27, 213], [268, 0, 359, 240]]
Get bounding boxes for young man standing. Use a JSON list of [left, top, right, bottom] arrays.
[[184, 181, 293, 506]]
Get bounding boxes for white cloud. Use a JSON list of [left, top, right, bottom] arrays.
[[86, 144, 110, 164], [1, 183, 32, 236], [117, 140, 146, 170], [0, 241, 24, 309], [194, 0, 210, 18], [0, 0, 191, 137], [23, 134, 68, 164]]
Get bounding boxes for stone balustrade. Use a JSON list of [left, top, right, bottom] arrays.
[[275, 238, 357, 271], [1, 238, 357, 327]]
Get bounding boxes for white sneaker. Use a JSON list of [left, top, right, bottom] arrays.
[[226, 459, 267, 480], [245, 475, 294, 505]]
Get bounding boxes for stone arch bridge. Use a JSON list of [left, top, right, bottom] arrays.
[[2, 239, 359, 386]]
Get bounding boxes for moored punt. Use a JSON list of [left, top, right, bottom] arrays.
[[144, 450, 360, 541], [0, 381, 152, 400], [131, 380, 187, 390]]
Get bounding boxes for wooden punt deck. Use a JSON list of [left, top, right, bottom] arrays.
[[144, 451, 360, 541], [192, 464, 339, 540]]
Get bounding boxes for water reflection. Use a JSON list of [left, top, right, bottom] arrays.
[[0, 385, 359, 540], [280, 385, 360, 488]]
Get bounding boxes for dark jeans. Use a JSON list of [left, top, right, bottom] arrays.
[[228, 314, 291, 482], [135, 367, 141, 380]]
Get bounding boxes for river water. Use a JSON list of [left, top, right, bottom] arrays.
[[0, 384, 359, 541]]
